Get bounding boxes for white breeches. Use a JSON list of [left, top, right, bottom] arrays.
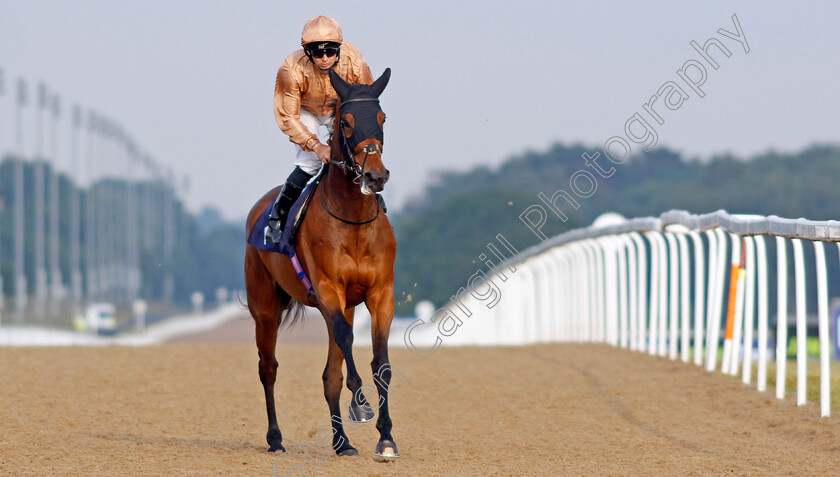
[[293, 108, 334, 175]]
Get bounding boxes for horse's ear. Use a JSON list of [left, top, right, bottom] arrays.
[[370, 68, 391, 98], [328, 69, 351, 99]]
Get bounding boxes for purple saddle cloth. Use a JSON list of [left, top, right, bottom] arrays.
[[246, 170, 323, 255]]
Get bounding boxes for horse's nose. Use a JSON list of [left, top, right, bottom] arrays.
[[365, 169, 390, 185]]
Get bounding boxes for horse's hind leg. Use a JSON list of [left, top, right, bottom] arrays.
[[245, 249, 287, 452], [255, 297, 286, 452]]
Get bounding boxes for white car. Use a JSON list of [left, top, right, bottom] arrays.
[[73, 303, 118, 334]]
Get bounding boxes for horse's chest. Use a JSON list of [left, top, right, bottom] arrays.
[[338, 258, 377, 286]]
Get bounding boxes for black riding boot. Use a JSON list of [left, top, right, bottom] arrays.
[[265, 166, 314, 245]]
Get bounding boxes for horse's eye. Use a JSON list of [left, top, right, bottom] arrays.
[[342, 113, 355, 137]]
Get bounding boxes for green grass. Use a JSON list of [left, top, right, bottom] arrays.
[[687, 343, 839, 412], [755, 360, 840, 412], [786, 336, 824, 357], [766, 337, 838, 412]]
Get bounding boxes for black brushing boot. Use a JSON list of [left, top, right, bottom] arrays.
[[265, 166, 314, 245]]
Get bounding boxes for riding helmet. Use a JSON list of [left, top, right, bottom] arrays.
[[301, 16, 343, 46]]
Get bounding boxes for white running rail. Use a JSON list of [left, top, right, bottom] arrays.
[[406, 210, 839, 417]]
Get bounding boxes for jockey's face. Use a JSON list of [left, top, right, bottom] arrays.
[[308, 47, 339, 71], [314, 54, 338, 71]]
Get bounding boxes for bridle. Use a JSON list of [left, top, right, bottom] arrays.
[[322, 97, 383, 225], [329, 97, 382, 184], [331, 141, 382, 185]]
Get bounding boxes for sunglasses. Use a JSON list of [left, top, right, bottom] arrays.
[[308, 47, 339, 59]]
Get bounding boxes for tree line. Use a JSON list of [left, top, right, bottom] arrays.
[[9, 141, 835, 318], [391, 143, 840, 314]]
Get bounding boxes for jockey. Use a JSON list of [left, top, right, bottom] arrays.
[[266, 15, 373, 244]]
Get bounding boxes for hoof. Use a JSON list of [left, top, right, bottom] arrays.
[[268, 443, 286, 453], [267, 429, 284, 453], [348, 402, 375, 423], [337, 447, 359, 457], [374, 439, 400, 459]]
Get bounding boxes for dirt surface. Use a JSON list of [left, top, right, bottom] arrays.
[[2, 317, 839, 476], [169, 308, 326, 344]]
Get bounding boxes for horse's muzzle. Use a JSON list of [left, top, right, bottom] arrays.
[[362, 169, 390, 194]]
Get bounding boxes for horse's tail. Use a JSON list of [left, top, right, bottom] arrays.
[[237, 290, 249, 311], [277, 286, 307, 330]]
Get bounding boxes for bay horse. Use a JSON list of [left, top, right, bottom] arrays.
[[244, 68, 398, 458]]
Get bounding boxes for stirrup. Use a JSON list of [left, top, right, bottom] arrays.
[[264, 211, 289, 245], [265, 224, 284, 245]]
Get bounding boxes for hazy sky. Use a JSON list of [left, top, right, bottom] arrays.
[[1, 1, 838, 220]]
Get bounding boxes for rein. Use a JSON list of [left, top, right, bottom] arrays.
[[339, 98, 380, 105], [319, 180, 381, 225]]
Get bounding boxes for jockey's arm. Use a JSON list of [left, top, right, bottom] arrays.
[[274, 65, 321, 152]]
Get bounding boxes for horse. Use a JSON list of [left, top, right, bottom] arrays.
[[244, 68, 398, 458]]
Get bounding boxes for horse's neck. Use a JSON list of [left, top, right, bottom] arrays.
[[322, 163, 378, 223]]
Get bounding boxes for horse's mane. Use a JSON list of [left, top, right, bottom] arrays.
[[330, 100, 343, 163]]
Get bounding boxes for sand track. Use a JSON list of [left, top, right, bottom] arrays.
[[1, 319, 838, 476]]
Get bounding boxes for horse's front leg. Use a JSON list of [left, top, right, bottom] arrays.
[[318, 287, 371, 457], [322, 327, 358, 456], [367, 285, 399, 458], [338, 307, 376, 424]]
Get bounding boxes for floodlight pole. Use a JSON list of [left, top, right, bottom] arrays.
[[0, 65, 5, 323], [163, 168, 175, 303], [70, 105, 82, 308], [95, 116, 106, 301], [97, 116, 109, 302], [116, 126, 128, 303], [85, 111, 98, 302], [48, 93, 62, 315], [142, 155, 155, 257], [33, 83, 47, 319], [102, 120, 114, 302], [97, 117, 108, 302], [14, 79, 27, 322], [126, 139, 140, 302], [115, 125, 123, 302]]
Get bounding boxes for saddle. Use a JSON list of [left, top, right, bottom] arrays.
[[245, 165, 386, 303], [246, 168, 328, 303], [247, 167, 326, 255]]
